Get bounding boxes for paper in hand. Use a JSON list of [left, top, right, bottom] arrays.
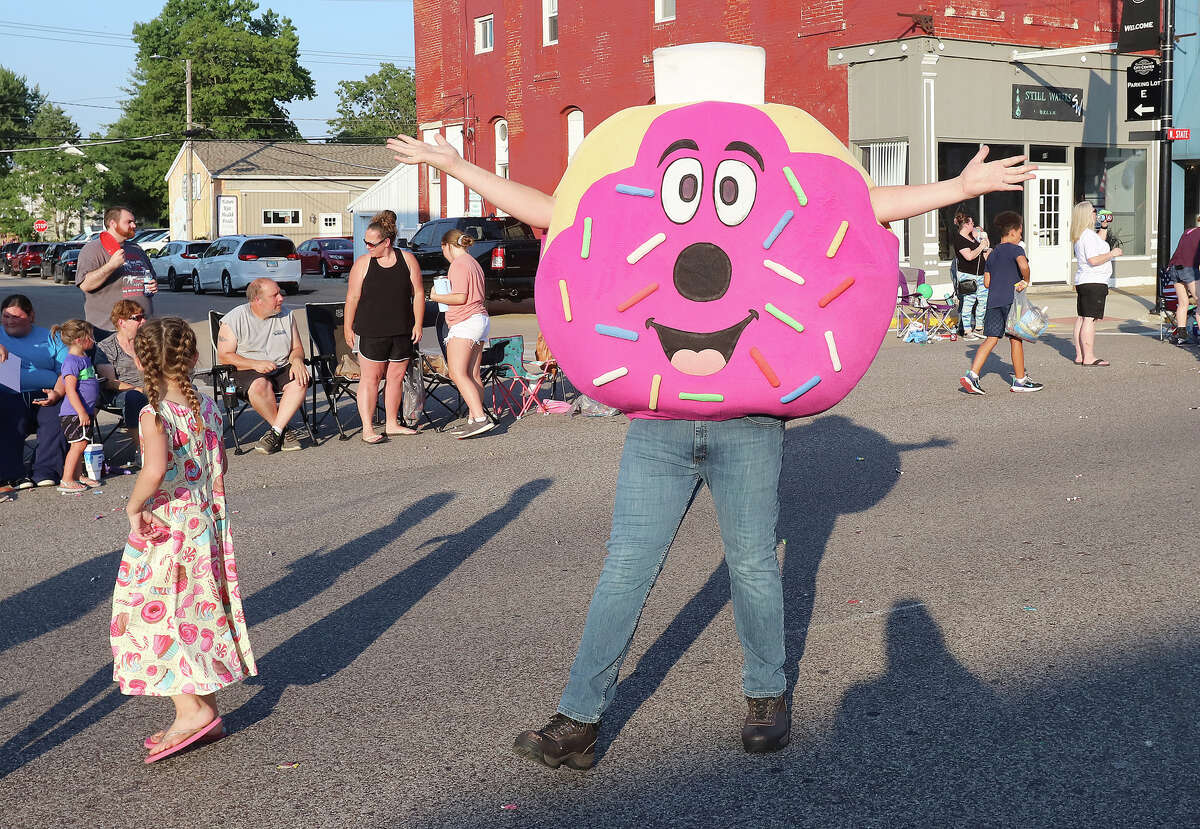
[[0, 354, 20, 392]]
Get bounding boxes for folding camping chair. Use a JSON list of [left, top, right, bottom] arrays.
[[479, 336, 524, 417], [208, 310, 316, 454], [1159, 269, 1197, 341], [304, 302, 362, 441], [418, 302, 466, 429], [896, 268, 928, 338], [916, 270, 959, 337], [483, 335, 569, 419]]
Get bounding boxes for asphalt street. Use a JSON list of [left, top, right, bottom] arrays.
[[0, 275, 1196, 828]]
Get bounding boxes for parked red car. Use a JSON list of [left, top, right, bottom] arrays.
[[297, 236, 354, 278], [14, 242, 49, 277]]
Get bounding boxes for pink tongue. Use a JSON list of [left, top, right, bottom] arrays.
[[670, 349, 727, 376]]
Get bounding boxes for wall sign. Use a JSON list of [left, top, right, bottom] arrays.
[[1126, 57, 1163, 121], [1012, 85, 1083, 122], [217, 195, 238, 237]]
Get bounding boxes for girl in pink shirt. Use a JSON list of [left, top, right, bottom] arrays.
[[430, 228, 494, 438]]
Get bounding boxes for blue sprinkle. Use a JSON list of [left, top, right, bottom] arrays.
[[780, 375, 821, 404], [616, 184, 655, 197], [762, 210, 794, 250], [595, 324, 639, 342]]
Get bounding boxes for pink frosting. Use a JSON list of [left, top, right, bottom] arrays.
[[535, 102, 898, 420]]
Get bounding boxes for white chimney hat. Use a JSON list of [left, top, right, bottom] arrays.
[[652, 42, 766, 106]]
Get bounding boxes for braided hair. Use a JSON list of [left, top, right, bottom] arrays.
[[134, 317, 202, 424]]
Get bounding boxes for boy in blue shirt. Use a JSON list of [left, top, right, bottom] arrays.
[[960, 211, 1044, 394]]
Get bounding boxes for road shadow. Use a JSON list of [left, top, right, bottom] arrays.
[[432, 600, 1198, 827], [228, 478, 553, 731], [0, 548, 122, 656], [592, 415, 949, 759], [0, 491, 457, 779]]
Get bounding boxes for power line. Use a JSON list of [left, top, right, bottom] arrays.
[[0, 133, 173, 154]]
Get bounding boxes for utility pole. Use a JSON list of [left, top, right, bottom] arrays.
[[1156, 0, 1176, 312], [185, 58, 193, 242]]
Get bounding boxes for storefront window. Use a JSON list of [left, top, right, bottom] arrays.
[[937, 142, 1023, 259], [1074, 147, 1147, 255]]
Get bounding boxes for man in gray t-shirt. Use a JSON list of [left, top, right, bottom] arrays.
[[216, 277, 310, 454], [76, 206, 157, 336]]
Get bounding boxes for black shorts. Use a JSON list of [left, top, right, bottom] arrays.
[[1076, 283, 1108, 319], [982, 305, 1010, 339], [59, 415, 89, 443], [232, 364, 294, 397], [357, 334, 416, 363]]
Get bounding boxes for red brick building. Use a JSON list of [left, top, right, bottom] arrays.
[[415, 3, 1160, 284]]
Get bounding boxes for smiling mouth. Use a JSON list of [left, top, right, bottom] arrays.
[[645, 310, 758, 376]]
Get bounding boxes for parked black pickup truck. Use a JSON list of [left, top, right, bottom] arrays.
[[402, 216, 541, 301]]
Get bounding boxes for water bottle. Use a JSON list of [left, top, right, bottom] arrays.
[[222, 377, 237, 410], [83, 440, 105, 482], [143, 273, 155, 296]]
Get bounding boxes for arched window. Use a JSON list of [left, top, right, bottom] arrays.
[[566, 109, 584, 162], [494, 118, 509, 179]]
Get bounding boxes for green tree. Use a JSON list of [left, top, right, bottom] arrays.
[[101, 0, 316, 222], [328, 62, 416, 141], [0, 66, 45, 176]]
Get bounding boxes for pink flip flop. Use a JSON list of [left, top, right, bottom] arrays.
[[143, 720, 226, 751], [144, 717, 224, 763]]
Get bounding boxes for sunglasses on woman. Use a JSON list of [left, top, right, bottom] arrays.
[[125, 314, 146, 322], [363, 237, 389, 248]]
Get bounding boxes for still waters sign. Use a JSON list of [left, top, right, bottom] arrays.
[[1012, 84, 1083, 122]]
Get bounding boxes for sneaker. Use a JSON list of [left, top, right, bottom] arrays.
[[280, 428, 303, 451], [13, 477, 34, 490], [513, 714, 598, 770], [254, 429, 283, 455], [1168, 327, 1189, 345], [1011, 376, 1044, 393], [959, 372, 986, 395], [456, 418, 496, 439], [35, 478, 57, 488], [742, 694, 791, 753]]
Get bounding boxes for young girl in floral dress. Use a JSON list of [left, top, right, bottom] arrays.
[[110, 317, 257, 763]]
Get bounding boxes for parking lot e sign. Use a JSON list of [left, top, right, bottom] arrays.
[[32, 219, 47, 233], [1126, 57, 1163, 122]]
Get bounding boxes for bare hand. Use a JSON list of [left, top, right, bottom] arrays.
[[127, 507, 169, 542], [79, 411, 92, 427], [1111, 247, 1123, 258], [959, 145, 1037, 198], [108, 248, 126, 270], [411, 324, 422, 345], [289, 357, 310, 387], [255, 360, 277, 374], [0, 344, 7, 362], [387, 133, 461, 172], [144, 278, 158, 295], [1015, 280, 1028, 292], [33, 388, 60, 406]]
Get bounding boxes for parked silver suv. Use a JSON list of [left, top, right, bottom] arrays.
[[192, 235, 302, 297]]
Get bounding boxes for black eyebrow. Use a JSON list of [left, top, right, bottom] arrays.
[[657, 139, 700, 166], [724, 141, 764, 171]]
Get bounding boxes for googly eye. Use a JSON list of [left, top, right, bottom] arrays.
[[661, 157, 704, 225], [714, 159, 757, 227]]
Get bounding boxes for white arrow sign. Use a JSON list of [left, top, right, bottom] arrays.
[[1135, 103, 1157, 116]]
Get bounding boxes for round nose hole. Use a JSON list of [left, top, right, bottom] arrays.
[[672, 242, 732, 303]]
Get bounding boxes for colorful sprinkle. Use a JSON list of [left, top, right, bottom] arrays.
[[678, 392, 724, 402], [826, 220, 849, 258], [781, 375, 821, 404], [580, 216, 592, 259], [762, 210, 794, 250], [592, 367, 629, 386], [627, 233, 667, 264], [782, 166, 808, 206], [616, 184, 655, 197], [617, 282, 659, 312], [749, 347, 780, 387], [595, 324, 639, 341], [763, 259, 804, 285], [649, 374, 662, 410], [764, 302, 805, 333], [558, 279, 572, 322], [824, 330, 842, 372], [818, 277, 855, 308]]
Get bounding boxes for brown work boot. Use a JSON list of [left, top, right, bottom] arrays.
[[742, 694, 790, 753], [513, 713, 598, 770]]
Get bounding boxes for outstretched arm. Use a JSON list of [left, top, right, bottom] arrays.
[[870, 146, 1037, 224], [387, 133, 556, 229]]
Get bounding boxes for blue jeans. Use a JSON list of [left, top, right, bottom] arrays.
[[108, 389, 149, 428], [557, 416, 786, 724], [961, 284, 988, 331]]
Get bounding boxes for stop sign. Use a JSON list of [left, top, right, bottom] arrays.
[[33, 219, 48, 233]]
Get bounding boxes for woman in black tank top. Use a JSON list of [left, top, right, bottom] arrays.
[[344, 210, 425, 443]]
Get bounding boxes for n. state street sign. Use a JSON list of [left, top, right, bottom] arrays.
[[1167, 128, 1192, 141], [1119, 0, 1161, 53], [1126, 57, 1163, 122], [32, 219, 48, 233]]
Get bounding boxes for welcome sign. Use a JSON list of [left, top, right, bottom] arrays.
[[1118, 0, 1161, 53]]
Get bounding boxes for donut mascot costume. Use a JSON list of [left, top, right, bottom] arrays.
[[388, 42, 1033, 770]]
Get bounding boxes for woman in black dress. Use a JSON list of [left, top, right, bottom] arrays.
[[343, 210, 425, 443]]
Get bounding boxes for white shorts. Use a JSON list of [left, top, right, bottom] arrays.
[[446, 313, 490, 345]]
